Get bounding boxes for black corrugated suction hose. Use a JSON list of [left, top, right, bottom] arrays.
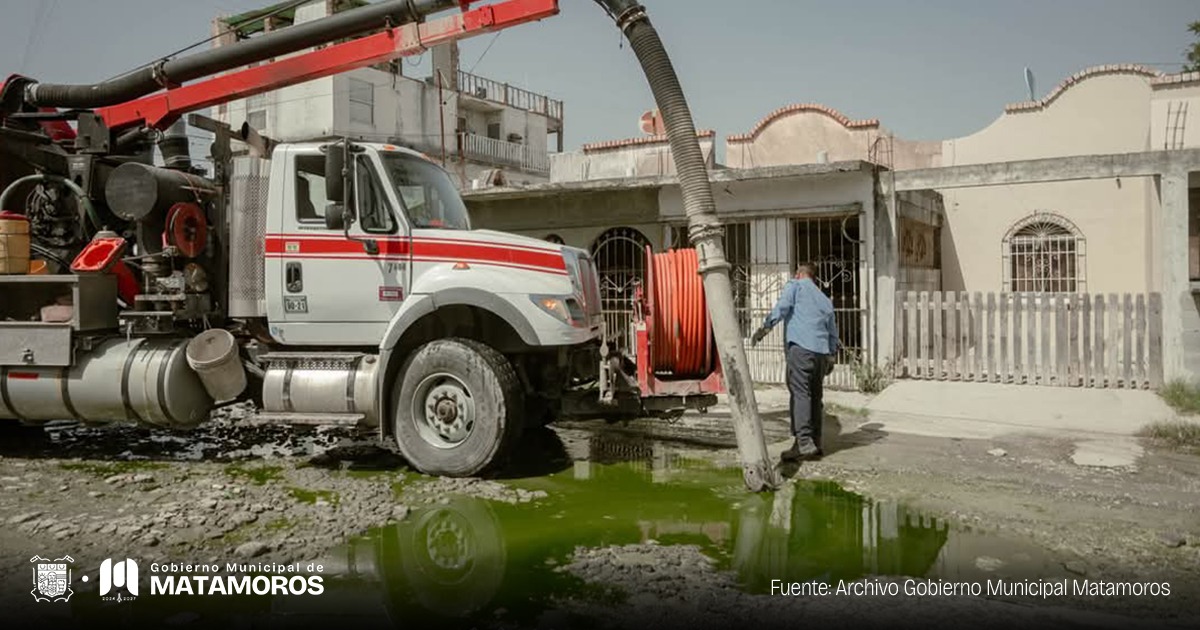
[[592, 0, 777, 493], [591, 0, 721, 241], [24, 0, 457, 110]]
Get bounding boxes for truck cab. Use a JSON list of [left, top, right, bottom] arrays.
[[235, 140, 606, 476], [260, 142, 602, 349]]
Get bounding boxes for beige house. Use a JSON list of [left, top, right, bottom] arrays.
[[720, 64, 1200, 383], [468, 65, 1200, 389], [727, 65, 1200, 295]]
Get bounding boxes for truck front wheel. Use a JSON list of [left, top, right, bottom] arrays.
[[392, 338, 525, 477]]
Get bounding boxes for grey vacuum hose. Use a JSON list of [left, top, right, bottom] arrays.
[[592, 0, 776, 492]]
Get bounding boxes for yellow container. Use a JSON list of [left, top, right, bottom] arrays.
[[0, 213, 31, 275]]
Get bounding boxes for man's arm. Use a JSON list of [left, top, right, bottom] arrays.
[[762, 282, 796, 330], [751, 282, 795, 346]]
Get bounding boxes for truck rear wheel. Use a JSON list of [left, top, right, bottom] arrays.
[[392, 338, 524, 477]]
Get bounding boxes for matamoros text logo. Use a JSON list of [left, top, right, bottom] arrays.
[[147, 560, 325, 596], [29, 554, 326, 602]]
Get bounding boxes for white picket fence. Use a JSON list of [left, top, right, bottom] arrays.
[[895, 291, 1163, 389]]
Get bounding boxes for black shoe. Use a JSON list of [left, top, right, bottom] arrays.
[[782, 439, 821, 462]]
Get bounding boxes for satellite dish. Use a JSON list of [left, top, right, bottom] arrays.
[[1024, 67, 1036, 101], [639, 109, 665, 136]]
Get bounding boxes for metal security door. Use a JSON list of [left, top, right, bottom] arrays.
[[669, 216, 866, 389], [793, 215, 865, 390], [590, 227, 652, 352]]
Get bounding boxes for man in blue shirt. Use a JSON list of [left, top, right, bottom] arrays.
[[750, 262, 839, 462]]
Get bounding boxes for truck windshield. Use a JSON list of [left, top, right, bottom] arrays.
[[379, 153, 470, 230]]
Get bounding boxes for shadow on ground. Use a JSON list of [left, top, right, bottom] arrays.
[[0, 402, 880, 483], [777, 414, 888, 479]]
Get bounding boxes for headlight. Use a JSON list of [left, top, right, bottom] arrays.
[[531, 295, 585, 327]]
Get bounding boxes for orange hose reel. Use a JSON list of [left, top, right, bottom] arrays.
[[643, 245, 714, 379]]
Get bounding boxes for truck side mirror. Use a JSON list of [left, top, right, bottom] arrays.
[[325, 143, 346, 202], [323, 203, 345, 230]]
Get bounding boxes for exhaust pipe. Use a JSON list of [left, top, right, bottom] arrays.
[[159, 119, 191, 170], [592, 0, 776, 492], [239, 122, 277, 159], [23, 0, 462, 109]]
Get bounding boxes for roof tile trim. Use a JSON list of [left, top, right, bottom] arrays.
[[1151, 71, 1200, 87], [581, 129, 716, 153], [1004, 64, 1162, 113], [726, 103, 880, 144]]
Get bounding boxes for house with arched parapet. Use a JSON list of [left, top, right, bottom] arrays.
[[465, 65, 1200, 389], [714, 65, 1200, 384]]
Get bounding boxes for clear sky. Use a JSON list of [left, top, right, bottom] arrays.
[[2, 0, 1196, 153]]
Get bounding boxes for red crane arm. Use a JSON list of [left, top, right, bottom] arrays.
[[96, 0, 559, 132]]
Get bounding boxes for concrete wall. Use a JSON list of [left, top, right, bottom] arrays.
[[657, 170, 872, 219], [940, 180, 1146, 293], [551, 138, 715, 183], [936, 72, 1157, 293], [466, 188, 662, 253], [897, 190, 943, 294], [724, 105, 940, 171], [943, 73, 1155, 164]]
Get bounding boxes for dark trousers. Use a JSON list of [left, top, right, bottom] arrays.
[[786, 343, 827, 449]]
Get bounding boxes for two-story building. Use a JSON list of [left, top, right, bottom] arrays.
[[212, 0, 564, 188]]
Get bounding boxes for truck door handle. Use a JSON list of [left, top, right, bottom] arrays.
[[286, 262, 303, 293]]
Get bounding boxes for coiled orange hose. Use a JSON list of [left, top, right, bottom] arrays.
[[648, 247, 712, 378]]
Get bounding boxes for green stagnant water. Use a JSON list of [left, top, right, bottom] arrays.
[[300, 432, 966, 628], [63, 431, 1063, 628]]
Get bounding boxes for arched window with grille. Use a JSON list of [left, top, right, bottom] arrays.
[[590, 227, 651, 349], [1002, 213, 1085, 293]]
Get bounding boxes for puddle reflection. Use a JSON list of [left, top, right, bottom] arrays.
[[302, 433, 982, 628], [58, 432, 1063, 629]]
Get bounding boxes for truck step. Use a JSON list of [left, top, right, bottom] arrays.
[[245, 412, 365, 427], [258, 352, 367, 363]]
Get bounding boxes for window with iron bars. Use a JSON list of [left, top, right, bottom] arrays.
[[1002, 213, 1085, 293]]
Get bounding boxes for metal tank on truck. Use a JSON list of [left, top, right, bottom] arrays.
[[0, 0, 746, 479]]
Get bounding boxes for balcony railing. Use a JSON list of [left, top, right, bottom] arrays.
[[457, 70, 563, 121], [458, 132, 550, 174]]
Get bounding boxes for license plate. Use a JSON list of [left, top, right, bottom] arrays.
[[283, 296, 308, 313]]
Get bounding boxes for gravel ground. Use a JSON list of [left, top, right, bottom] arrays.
[[2, 400, 1199, 630]]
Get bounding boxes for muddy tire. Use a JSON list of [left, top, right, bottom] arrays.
[[392, 338, 524, 477]]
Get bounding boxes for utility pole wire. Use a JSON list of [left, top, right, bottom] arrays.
[[467, 32, 502, 74], [18, 0, 58, 74]]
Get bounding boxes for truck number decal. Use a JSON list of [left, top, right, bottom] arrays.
[[378, 287, 404, 302], [283, 296, 308, 313], [285, 241, 300, 253], [383, 262, 406, 274]]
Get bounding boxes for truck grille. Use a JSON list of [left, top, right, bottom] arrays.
[[228, 157, 271, 318]]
